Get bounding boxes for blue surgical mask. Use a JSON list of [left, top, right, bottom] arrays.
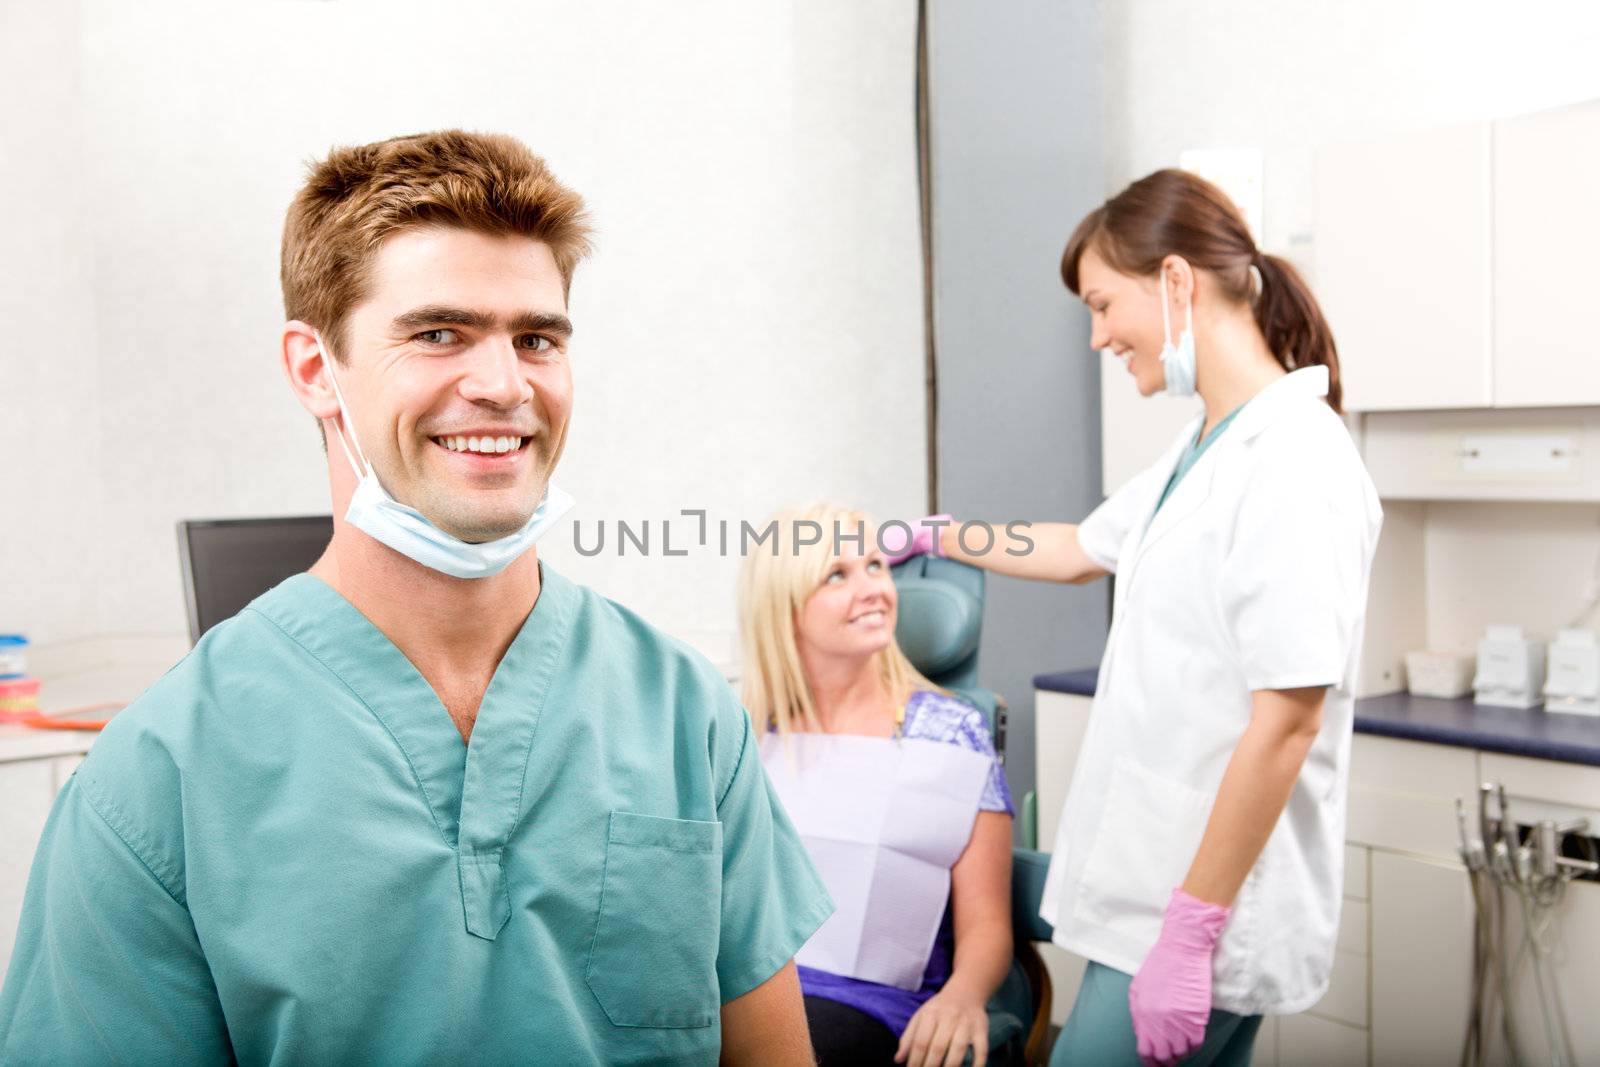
[[318, 332, 574, 580], [1158, 270, 1197, 398]]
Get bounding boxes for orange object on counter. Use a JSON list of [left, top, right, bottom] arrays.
[[0, 676, 42, 722], [22, 702, 124, 731]]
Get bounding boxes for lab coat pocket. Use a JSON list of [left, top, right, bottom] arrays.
[[586, 810, 723, 1028], [1072, 757, 1214, 950]]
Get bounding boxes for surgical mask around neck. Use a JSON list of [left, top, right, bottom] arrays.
[[1158, 271, 1198, 398], [317, 332, 574, 580]]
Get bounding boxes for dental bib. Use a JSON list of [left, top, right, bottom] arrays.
[[319, 331, 574, 580], [759, 731, 989, 989]]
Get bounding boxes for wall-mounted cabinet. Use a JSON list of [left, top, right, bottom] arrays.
[[1315, 122, 1492, 413], [1493, 99, 1600, 407], [1359, 406, 1600, 501], [1316, 99, 1600, 415]]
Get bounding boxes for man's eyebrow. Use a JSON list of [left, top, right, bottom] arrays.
[[509, 311, 574, 339], [392, 305, 574, 339]]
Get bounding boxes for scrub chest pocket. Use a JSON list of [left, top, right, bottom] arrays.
[[586, 811, 724, 1028]]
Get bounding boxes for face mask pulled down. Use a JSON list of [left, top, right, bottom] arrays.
[[1158, 270, 1198, 398], [317, 333, 574, 580]]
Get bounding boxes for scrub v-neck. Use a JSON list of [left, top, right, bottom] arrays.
[[259, 566, 578, 939], [1154, 403, 1244, 514]]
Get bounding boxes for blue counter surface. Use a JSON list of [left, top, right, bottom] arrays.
[[1033, 668, 1600, 767]]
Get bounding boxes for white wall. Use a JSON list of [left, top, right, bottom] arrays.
[[1, 2, 105, 651], [4, 0, 927, 672], [1102, 0, 1600, 258], [1423, 502, 1600, 651], [1097, 0, 1600, 658]]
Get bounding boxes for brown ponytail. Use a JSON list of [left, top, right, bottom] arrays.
[[1253, 252, 1341, 412], [1061, 169, 1343, 414]]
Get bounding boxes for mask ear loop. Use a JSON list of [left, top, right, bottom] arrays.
[[1160, 265, 1194, 347], [1161, 268, 1175, 350], [314, 331, 371, 480], [1158, 265, 1196, 348]]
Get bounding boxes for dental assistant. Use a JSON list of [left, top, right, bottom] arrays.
[[898, 170, 1381, 1066], [0, 131, 831, 1066]]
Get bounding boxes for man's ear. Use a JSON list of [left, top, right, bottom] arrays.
[[281, 320, 340, 421]]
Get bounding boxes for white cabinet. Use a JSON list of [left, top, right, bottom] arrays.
[[1493, 99, 1600, 407], [1314, 121, 1492, 412], [1346, 735, 1479, 859], [1369, 851, 1474, 1066], [1034, 689, 1093, 850], [1033, 689, 1094, 1027], [1278, 1012, 1369, 1067], [1316, 98, 1600, 416]]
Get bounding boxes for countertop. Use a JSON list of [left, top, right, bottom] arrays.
[[0, 661, 160, 765], [1034, 668, 1600, 767]]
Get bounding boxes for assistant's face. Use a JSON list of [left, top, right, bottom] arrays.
[[1078, 244, 1170, 398], [795, 546, 898, 663], [332, 227, 573, 543]]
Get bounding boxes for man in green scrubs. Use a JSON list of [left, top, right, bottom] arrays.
[[0, 131, 832, 1065]]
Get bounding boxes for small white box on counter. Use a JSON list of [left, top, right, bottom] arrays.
[[1473, 626, 1546, 709], [1545, 628, 1600, 716], [1405, 650, 1476, 699]]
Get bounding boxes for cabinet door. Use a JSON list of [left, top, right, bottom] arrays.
[[1034, 690, 1094, 849], [1278, 1012, 1368, 1067], [1314, 122, 1492, 412], [1369, 850, 1473, 1066], [0, 759, 59, 974], [1493, 99, 1600, 406]]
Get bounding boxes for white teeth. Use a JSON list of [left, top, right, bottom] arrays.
[[437, 435, 523, 454]]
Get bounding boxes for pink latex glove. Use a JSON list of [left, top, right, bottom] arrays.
[[879, 514, 951, 565], [1128, 887, 1231, 1066]]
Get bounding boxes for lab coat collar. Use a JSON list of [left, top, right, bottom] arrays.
[[1126, 366, 1331, 578], [1129, 413, 1214, 572]]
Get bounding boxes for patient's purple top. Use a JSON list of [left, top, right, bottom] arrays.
[[796, 689, 1014, 1036]]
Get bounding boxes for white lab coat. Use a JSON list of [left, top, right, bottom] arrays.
[[1039, 366, 1382, 1016]]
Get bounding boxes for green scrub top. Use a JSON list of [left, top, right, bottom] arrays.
[[0, 566, 832, 1066], [1154, 404, 1245, 514]]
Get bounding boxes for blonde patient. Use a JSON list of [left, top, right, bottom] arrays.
[[739, 502, 1014, 1067]]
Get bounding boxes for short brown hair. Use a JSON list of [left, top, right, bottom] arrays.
[[281, 129, 592, 360]]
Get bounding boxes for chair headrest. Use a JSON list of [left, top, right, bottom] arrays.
[[893, 577, 982, 679]]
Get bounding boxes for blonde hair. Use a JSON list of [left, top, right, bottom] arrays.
[[738, 502, 944, 737]]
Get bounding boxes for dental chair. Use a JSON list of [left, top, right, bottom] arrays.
[[891, 556, 1056, 1066], [890, 555, 1007, 756]]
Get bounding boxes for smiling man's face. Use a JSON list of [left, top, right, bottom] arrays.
[[328, 226, 574, 543]]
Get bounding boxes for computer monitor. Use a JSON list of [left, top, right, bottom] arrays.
[[177, 516, 334, 644]]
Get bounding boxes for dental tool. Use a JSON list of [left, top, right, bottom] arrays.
[[1458, 783, 1598, 1067]]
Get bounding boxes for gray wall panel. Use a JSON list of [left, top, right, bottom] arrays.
[[928, 0, 1108, 819]]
